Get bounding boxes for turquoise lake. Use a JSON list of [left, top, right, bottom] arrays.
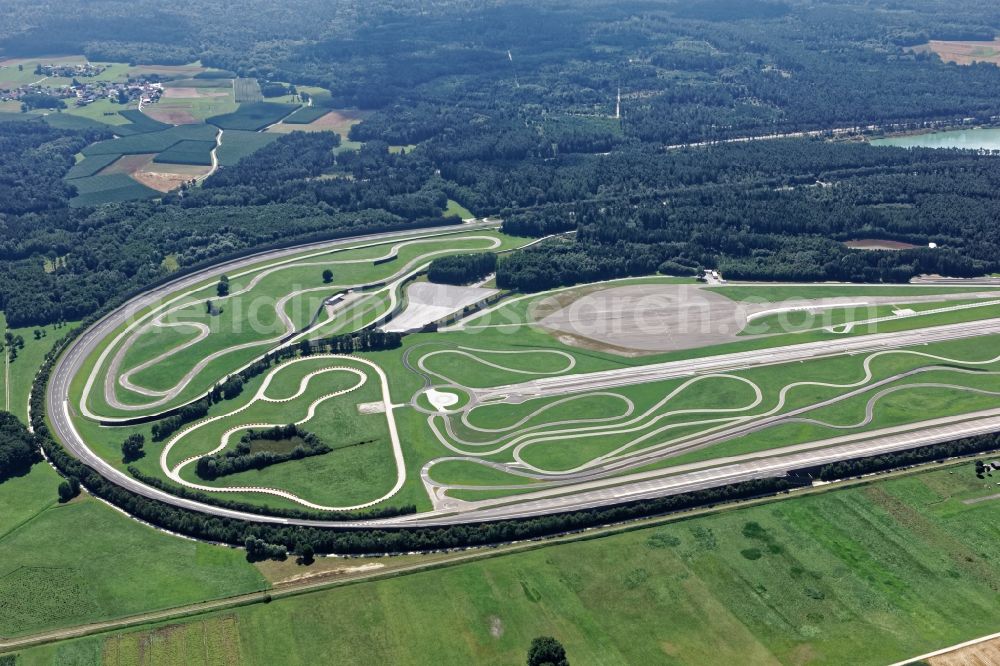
[[871, 127, 1000, 150]]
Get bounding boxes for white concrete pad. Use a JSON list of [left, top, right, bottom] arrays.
[[427, 388, 460, 411], [383, 282, 497, 333], [357, 401, 386, 414]]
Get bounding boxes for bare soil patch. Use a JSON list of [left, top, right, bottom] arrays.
[[142, 106, 199, 125], [912, 39, 1000, 65], [131, 163, 211, 192], [163, 87, 229, 99], [489, 616, 504, 638], [98, 154, 157, 175], [128, 63, 206, 77], [843, 239, 919, 251], [268, 109, 370, 135], [539, 284, 748, 354]]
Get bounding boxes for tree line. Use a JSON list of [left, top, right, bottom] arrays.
[[195, 425, 331, 480], [427, 253, 497, 285], [0, 411, 41, 483]]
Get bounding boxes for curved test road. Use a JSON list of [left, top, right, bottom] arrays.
[[46, 223, 1000, 528]]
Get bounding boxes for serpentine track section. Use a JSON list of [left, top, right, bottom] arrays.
[[162, 355, 405, 511], [46, 222, 1000, 527], [92, 234, 502, 416], [419, 349, 1000, 495]]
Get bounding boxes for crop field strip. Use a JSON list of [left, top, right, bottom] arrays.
[[82, 124, 218, 157], [281, 106, 330, 124], [207, 102, 300, 131], [64, 153, 120, 180], [10, 464, 1000, 665], [153, 140, 217, 166], [233, 78, 263, 103], [215, 130, 279, 166], [67, 174, 160, 208]]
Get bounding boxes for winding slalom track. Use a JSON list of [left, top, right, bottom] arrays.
[[162, 355, 406, 511], [47, 222, 1000, 527], [93, 234, 502, 415], [419, 349, 1000, 495]]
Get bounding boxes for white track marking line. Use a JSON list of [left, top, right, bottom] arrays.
[[160, 355, 406, 511], [82, 232, 501, 418], [422, 347, 1000, 484]]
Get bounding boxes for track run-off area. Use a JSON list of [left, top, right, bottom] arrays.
[[47, 222, 1000, 527]]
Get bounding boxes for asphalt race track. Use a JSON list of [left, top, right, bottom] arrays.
[[47, 223, 1000, 528]]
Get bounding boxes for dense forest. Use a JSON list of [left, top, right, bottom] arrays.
[[5, 0, 1000, 145], [427, 253, 498, 285], [4, 0, 1000, 328], [5, 122, 1000, 326], [0, 123, 457, 327], [0, 411, 42, 482]]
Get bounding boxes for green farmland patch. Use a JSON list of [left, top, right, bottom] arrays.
[[64, 153, 120, 179], [18, 466, 1000, 665], [207, 102, 300, 131], [233, 77, 263, 103], [0, 466, 264, 638], [67, 173, 159, 207], [153, 139, 216, 166], [282, 106, 330, 124], [216, 130, 279, 166], [40, 112, 116, 132], [116, 109, 171, 133], [82, 124, 218, 157], [444, 199, 474, 219]]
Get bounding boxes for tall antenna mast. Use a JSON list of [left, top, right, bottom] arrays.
[[615, 87, 621, 120]]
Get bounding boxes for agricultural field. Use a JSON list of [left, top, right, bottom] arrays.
[[153, 140, 216, 166], [0, 465, 265, 640], [911, 38, 1000, 65], [82, 124, 218, 157], [216, 130, 279, 166], [11, 464, 1000, 665], [208, 102, 300, 131], [116, 110, 170, 132], [66, 124, 218, 203], [64, 153, 121, 180], [147, 80, 238, 124], [2, 58, 299, 204], [62, 221, 1000, 518], [233, 78, 263, 104], [281, 106, 332, 124], [268, 108, 369, 148], [66, 173, 160, 207], [5, 58, 345, 205]]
